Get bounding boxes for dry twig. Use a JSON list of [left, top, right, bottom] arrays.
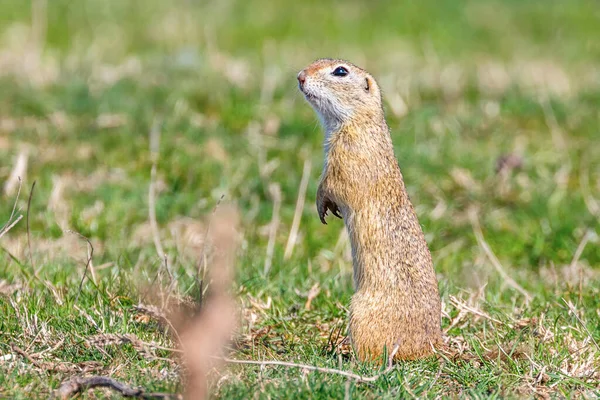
[[264, 183, 281, 275], [26, 181, 36, 273], [148, 118, 175, 284], [563, 299, 600, 353], [3, 151, 28, 196], [55, 376, 181, 400], [0, 215, 23, 240], [215, 344, 400, 383], [569, 230, 593, 271], [11, 343, 100, 374], [11, 342, 43, 369], [86, 333, 174, 364], [149, 163, 164, 257], [304, 282, 321, 311], [196, 194, 225, 279], [580, 167, 600, 219], [0, 176, 23, 239], [284, 158, 311, 260], [449, 295, 508, 327], [469, 210, 532, 302], [66, 230, 94, 304]]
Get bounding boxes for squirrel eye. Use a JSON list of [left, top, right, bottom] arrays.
[[332, 66, 349, 77]]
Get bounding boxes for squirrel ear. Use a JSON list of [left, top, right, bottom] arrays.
[[364, 77, 371, 92]]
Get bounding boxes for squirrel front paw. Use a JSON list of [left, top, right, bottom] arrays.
[[317, 196, 342, 225]]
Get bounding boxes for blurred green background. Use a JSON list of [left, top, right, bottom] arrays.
[[1, 0, 599, 398]]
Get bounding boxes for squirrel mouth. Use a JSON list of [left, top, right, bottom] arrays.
[[298, 82, 317, 101], [301, 89, 317, 101]]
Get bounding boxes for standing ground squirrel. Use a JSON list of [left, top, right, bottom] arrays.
[[297, 59, 442, 362]]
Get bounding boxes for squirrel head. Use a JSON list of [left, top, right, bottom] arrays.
[[298, 59, 383, 131]]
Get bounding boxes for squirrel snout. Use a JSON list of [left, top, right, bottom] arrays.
[[297, 70, 307, 88]]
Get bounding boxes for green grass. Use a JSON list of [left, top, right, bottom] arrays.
[[1, 0, 600, 398]]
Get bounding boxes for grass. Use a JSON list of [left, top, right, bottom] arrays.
[[1, 0, 600, 398]]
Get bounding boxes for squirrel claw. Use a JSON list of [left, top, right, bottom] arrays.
[[331, 207, 342, 219], [318, 198, 340, 224], [317, 201, 328, 224], [319, 207, 328, 224], [320, 214, 327, 225]]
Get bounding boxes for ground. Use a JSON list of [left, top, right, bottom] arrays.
[[1, 0, 599, 398]]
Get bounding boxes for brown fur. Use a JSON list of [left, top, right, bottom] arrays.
[[298, 59, 442, 362]]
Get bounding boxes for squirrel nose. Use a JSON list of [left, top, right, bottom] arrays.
[[297, 70, 306, 88]]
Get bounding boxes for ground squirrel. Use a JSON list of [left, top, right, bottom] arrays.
[[297, 59, 442, 362]]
